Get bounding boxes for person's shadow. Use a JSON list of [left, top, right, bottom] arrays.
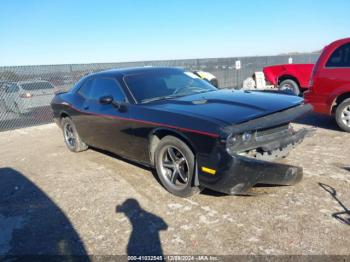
[[116, 199, 168, 256]]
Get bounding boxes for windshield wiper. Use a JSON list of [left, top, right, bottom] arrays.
[[141, 95, 175, 104]]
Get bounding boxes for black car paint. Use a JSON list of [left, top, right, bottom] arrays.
[[51, 67, 311, 194]]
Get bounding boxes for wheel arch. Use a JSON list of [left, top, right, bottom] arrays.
[[57, 111, 71, 128], [331, 92, 350, 113], [148, 128, 196, 166], [60, 111, 70, 119]]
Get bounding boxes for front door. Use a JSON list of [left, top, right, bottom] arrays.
[[81, 76, 133, 157]]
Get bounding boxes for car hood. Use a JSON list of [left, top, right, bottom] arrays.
[[147, 90, 304, 125]]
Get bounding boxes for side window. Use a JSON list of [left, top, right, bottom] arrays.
[[326, 43, 350, 68], [90, 78, 125, 102], [77, 79, 94, 98]]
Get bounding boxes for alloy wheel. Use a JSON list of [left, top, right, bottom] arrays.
[[64, 123, 76, 149], [280, 83, 295, 94], [341, 105, 350, 127], [159, 146, 190, 189]]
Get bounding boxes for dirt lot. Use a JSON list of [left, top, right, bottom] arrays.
[[0, 113, 349, 256]]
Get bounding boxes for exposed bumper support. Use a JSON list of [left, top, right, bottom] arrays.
[[258, 127, 315, 152]]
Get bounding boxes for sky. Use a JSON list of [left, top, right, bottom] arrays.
[[0, 0, 349, 66]]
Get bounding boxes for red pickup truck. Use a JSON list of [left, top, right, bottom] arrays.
[[304, 37, 350, 132], [263, 64, 314, 96]]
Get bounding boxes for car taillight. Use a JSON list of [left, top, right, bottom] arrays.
[[20, 93, 33, 98]]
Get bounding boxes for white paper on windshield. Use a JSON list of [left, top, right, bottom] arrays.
[[184, 72, 200, 79]]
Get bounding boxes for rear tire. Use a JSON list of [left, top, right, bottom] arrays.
[[61, 117, 88, 152], [154, 136, 202, 197], [335, 98, 350, 132], [279, 79, 300, 96]]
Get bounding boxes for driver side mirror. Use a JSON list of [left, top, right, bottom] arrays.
[[99, 95, 127, 112]]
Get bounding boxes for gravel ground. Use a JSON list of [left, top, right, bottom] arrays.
[[0, 113, 349, 257]]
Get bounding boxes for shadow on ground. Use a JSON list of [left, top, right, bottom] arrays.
[[319, 183, 350, 226], [294, 112, 340, 131], [0, 167, 88, 257], [342, 166, 350, 172], [117, 199, 168, 256], [93, 147, 284, 198], [91, 147, 163, 185]]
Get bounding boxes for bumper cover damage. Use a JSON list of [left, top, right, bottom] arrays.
[[200, 103, 315, 195], [211, 155, 304, 195]]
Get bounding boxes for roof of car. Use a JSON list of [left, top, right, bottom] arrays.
[[334, 37, 350, 43], [329, 37, 350, 48], [90, 67, 184, 77]]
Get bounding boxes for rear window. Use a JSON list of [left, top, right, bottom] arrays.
[[20, 82, 54, 90], [77, 79, 94, 98], [326, 43, 350, 68]]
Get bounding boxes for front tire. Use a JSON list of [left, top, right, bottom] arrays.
[[155, 136, 202, 197], [279, 79, 300, 96], [61, 117, 88, 152], [335, 98, 350, 132]]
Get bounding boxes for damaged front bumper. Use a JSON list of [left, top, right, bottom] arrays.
[[201, 128, 314, 195], [197, 103, 315, 195], [206, 155, 304, 195]]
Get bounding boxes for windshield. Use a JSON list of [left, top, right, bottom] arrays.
[[124, 70, 217, 103], [20, 82, 54, 91]]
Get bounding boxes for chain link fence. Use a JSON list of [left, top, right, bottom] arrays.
[[0, 54, 319, 132]]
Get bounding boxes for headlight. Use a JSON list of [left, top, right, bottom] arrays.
[[242, 131, 253, 142], [226, 131, 255, 155]]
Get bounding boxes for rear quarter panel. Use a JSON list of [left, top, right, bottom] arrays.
[[329, 80, 350, 111], [50, 93, 83, 127]]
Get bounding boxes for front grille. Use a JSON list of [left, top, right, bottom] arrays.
[[238, 124, 294, 161]]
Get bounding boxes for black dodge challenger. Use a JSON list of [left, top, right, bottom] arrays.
[[51, 67, 313, 197]]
